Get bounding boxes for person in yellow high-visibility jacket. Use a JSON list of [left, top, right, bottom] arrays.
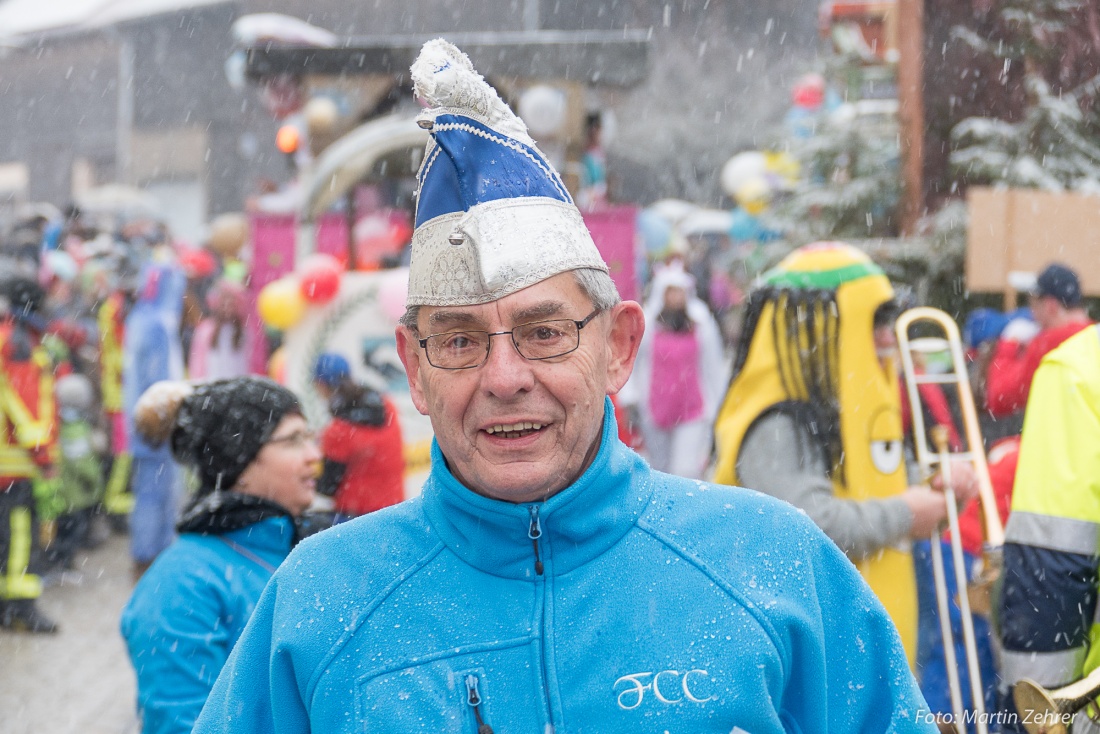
[[998, 325, 1100, 733], [0, 275, 60, 633], [713, 242, 978, 666], [98, 289, 134, 523]]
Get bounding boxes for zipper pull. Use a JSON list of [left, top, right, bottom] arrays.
[[527, 505, 544, 576], [465, 674, 495, 734]]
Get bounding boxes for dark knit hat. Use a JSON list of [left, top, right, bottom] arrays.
[[170, 377, 302, 493]]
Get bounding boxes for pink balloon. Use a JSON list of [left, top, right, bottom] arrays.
[[378, 270, 409, 324]]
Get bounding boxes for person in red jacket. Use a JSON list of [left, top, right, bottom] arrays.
[[312, 353, 405, 522], [985, 263, 1092, 418], [0, 275, 60, 633]]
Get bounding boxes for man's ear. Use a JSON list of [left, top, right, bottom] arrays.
[[396, 325, 430, 416], [604, 301, 645, 395]]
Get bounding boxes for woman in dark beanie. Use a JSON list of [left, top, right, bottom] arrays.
[[119, 376, 321, 734]]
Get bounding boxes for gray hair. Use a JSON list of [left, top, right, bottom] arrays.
[[399, 268, 621, 332]]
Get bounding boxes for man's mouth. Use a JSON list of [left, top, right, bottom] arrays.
[[484, 421, 545, 439]]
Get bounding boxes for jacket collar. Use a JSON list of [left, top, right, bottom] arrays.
[[222, 515, 297, 555], [421, 397, 654, 579]]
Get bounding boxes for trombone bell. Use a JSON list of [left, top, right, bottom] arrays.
[[1014, 668, 1100, 734]]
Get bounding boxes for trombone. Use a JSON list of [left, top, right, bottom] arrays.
[[895, 307, 1006, 734], [1014, 667, 1100, 734]]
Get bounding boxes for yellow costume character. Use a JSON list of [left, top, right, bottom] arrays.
[[713, 242, 916, 661]]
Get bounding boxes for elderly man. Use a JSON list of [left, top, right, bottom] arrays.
[[194, 40, 933, 734]]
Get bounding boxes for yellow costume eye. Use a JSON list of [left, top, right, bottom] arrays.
[[870, 440, 902, 474]]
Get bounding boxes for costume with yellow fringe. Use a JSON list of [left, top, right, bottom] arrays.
[[713, 242, 917, 663]]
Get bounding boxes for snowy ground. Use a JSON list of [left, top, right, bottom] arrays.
[[0, 533, 139, 734]]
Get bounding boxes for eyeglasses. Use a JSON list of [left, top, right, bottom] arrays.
[[266, 429, 317, 449], [418, 310, 602, 370]]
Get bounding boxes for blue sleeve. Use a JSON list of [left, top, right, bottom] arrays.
[[120, 555, 235, 734], [783, 519, 936, 733], [193, 571, 310, 734]]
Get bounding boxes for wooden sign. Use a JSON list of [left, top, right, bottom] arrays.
[[966, 187, 1100, 304]]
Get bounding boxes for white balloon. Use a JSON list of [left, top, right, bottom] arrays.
[[518, 85, 567, 138], [304, 97, 340, 137], [720, 151, 768, 198]]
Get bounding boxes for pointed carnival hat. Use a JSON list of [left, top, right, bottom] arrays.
[[407, 39, 608, 307]]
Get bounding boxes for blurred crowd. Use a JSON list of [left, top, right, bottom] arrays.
[[0, 205, 406, 637]]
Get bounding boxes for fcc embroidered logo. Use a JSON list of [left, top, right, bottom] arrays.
[[613, 670, 717, 710]]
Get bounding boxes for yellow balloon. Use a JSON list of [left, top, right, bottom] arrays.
[[257, 277, 306, 330]]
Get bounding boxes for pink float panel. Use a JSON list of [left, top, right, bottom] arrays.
[[582, 205, 639, 303]]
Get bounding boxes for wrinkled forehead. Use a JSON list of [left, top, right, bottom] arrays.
[[419, 273, 592, 332]]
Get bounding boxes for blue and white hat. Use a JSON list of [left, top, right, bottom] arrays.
[[407, 39, 608, 307]]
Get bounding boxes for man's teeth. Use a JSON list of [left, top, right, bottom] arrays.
[[486, 422, 543, 434]]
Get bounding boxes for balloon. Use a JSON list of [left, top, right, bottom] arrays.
[[735, 177, 771, 216], [276, 125, 300, 154], [378, 269, 409, 325], [720, 152, 768, 199], [728, 208, 761, 242], [267, 346, 287, 384], [298, 254, 342, 304], [257, 277, 307, 330], [208, 213, 249, 258], [792, 73, 825, 109], [517, 85, 567, 138], [304, 96, 339, 138]]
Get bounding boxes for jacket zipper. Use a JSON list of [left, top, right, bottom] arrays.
[[528, 505, 544, 576], [527, 505, 555, 729], [465, 674, 495, 734]]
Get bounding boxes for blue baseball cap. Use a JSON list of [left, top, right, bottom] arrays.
[[313, 353, 350, 387]]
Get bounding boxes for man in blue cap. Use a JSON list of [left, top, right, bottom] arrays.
[[195, 40, 934, 733]]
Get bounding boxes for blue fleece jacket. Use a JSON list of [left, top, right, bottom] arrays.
[[194, 401, 934, 733], [120, 517, 295, 734]]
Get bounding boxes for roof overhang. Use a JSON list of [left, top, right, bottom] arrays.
[[246, 30, 651, 87]]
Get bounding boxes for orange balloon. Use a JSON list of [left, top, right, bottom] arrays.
[[276, 125, 300, 154], [267, 347, 287, 384]]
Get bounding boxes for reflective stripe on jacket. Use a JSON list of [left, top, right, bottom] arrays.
[[1000, 326, 1100, 688], [0, 324, 56, 478]]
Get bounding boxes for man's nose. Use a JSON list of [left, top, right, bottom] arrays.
[[480, 333, 535, 396]]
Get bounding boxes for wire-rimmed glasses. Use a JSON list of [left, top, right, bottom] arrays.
[[418, 310, 602, 370]]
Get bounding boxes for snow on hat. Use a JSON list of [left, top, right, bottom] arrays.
[[406, 39, 608, 307]]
